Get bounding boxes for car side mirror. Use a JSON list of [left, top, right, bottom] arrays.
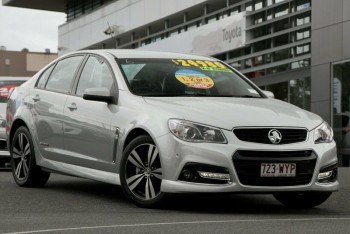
[[83, 87, 113, 103], [262, 90, 274, 98]]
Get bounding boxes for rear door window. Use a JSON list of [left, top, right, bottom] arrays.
[[36, 65, 55, 89], [45, 56, 84, 94]]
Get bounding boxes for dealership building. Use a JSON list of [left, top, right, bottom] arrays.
[[3, 0, 350, 166]]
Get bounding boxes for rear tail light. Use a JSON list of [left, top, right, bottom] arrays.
[[7, 87, 15, 100]]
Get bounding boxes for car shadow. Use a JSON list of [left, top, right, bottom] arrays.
[[41, 175, 338, 215], [44, 175, 129, 204], [161, 193, 336, 215]]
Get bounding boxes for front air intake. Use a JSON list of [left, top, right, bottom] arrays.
[[232, 150, 316, 186]]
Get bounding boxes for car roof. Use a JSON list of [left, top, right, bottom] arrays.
[[76, 49, 215, 61]]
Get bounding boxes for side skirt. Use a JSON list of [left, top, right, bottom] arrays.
[[41, 158, 120, 185]]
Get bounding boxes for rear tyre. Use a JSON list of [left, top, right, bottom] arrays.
[[11, 126, 50, 187], [120, 135, 166, 208], [273, 192, 332, 208]]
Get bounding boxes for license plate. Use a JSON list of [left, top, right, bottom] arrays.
[[260, 163, 296, 177]]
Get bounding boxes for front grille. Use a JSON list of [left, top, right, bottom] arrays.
[[233, 128, 307, 144], [233, 150, 316, 186]]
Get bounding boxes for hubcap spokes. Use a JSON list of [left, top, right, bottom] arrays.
[[12, 133, 31, 180], [126, 144, 162, 200]]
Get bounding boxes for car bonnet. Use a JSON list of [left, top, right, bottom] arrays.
[[143, 96, 323, 131]]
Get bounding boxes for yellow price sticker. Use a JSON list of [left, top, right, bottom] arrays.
[[172, 59, 231, 72], [175, 69, 214, 89]]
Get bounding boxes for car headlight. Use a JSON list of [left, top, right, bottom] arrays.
[[168, 119, 227, 143], [314, 122, 333, 143]]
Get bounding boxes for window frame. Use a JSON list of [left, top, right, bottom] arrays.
[[35, 64, 56, 89], [72, 54, 118, 103], [35, 54, 86, 95]]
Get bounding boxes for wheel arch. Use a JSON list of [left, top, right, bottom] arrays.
[[8, 118, 30, 150], [121, 126, 166, 172], [123, 127, 152, 151]]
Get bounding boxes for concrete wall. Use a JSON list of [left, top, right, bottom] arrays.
[[26, 53, 57, 72], [0, 50, 57, 76], [0, 50, 28, 76], [58, 0, 207, 54], [311, 0, 350, 123]]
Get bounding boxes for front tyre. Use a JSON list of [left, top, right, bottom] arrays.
[[273, 192, 332, 208], [11, 126, 50, 187], [120, 135, 166, 208]]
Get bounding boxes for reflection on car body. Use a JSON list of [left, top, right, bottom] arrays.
[[6, 50, 338, 208]]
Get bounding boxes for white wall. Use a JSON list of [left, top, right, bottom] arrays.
[[58, 0, 207, 55]]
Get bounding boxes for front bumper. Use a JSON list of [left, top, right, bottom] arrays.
[[156, 130, 339, 193]]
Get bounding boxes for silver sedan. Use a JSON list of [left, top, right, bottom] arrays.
[[6, 50, 338, 208]]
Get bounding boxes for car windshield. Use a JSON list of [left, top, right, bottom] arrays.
[[0, 80, 26, 103], [118, 58, 262, 98]]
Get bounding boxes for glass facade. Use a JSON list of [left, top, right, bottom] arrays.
[[66, 0, 113, 21], [333, 61, 350, 167], [260, 77, 311, 111], [221, 0, 311, 90]]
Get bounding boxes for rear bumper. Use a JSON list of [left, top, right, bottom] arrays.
[[0, 131, 11, 168], [0, 151, 11, 169]]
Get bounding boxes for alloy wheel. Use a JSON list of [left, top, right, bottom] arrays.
[[125, 143, 162, 201], [11, 127, 50, 187], [12, 132, 31, 180]]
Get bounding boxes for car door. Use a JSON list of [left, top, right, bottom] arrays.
[[62, 55, 117, 171], [31, 55, 85, 161]]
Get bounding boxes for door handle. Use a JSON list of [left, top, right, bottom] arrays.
[[67, 103, 77, 111], [32, 95, 40, 102]]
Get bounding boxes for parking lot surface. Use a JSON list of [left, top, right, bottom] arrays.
[[0, 168, 349, 234]]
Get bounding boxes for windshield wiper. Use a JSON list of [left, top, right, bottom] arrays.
[[230, 95, 261, 98], [140, 93, 261, 98]]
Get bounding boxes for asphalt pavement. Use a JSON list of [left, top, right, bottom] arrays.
[[0, 168, 349, 234]]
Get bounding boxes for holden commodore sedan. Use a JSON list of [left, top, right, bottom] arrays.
[[6, 50, 338, 208]]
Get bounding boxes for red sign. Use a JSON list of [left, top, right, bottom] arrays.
[[0, 85, 17, 98]]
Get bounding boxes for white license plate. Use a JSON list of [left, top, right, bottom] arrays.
[[260, 163, 296, 177]]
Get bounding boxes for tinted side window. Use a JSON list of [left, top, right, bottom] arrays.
[[45, 56, 83, 93], [36, 65, 55, 88], [76, 56, 115, 97]]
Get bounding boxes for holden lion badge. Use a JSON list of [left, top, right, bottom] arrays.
[[268, 129, 282, 144]]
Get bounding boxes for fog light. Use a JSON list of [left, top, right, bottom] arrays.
[[198, 171, 230, 181], [318, 171, 333, 180], [181, 170, 196, 181]]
